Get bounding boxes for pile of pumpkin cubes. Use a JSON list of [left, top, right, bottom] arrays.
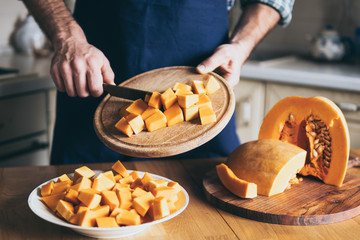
[[40, 160, 183, 228], [115, 74, 221, 137]]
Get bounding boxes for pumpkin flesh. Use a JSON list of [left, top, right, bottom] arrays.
[[259, 96, 350, 187]]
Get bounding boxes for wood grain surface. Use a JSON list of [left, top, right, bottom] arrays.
[[94, 66, 235, 158], [203, 167, 360, 225]]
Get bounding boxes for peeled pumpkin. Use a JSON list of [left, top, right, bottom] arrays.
[[258, 96, 350, 187], [225, 139, 307, 197]]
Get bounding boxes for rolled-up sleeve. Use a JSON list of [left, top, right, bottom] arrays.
[[240, 0, 295, 27]]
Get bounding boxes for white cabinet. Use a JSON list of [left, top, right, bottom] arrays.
[[233, 79, 265, 143]]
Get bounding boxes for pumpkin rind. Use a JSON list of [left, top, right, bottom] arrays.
[[258, 96, 350, 187]]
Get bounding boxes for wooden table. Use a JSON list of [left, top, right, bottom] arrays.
[[1, 150, 360, 240]]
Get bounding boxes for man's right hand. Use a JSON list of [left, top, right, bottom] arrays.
[[51, 38, 115, 98]]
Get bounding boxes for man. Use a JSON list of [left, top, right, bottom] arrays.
[[22, 0, 294, 164]]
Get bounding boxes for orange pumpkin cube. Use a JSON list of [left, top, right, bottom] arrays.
[[177, 94, 199, 109], [56, 200, 75, 222], [52, 180, 71, 195], [148, 92, 162, 109], [41, 192, 66, 211], [192, 80, 206, 95], [173, 82, 192, 92], [115, 188, 133, 209], [163, 103, 184, 127], [78, 189, 102, 209], [126, 99, 148, 115], [116, 209, 141, 226], [196, 94, 212, 109], [92, 173, 116, 192], [41, 181, 54, 197], [73, 166, 96, 183], [96, 217, 119, 228], [57, 174, 71, 182], [144, 110, 167, 132], [133, 192, 155, 217], [70, 176, 92, 192], [101, 190, 120, 211], [151, 186, 178, 202], [182, 105, 199, 121], [112, 160, 129, 177], [115, 117, 133, 137], [125, 113, 145, 135], [160, 88, 177, 110], [141, 107, 159, 120], [199, 106, 216, 125], [65, 189, 80, 205], [151, 196, 170, 220], [204, 75, 220, 95], [132, 187, 148, 198]]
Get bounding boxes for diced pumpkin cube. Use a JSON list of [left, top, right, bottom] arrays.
[[57, 174, 71, 183], [129, 171, 140, 180], [112, 160, 129, 177], [144, 93, 151, 103], [204, 75, 220, 95], [173, 82, 192, 92], [110, 207, 125, 217], [160, 88, 177, 110], [131, 187, 148, 198], [196, 94, 212, 109], [78, 189, 102, 209], [115, 188, 133, 209], [114, 174, 123, 182], [96, 217, 119, 228], [126, 99, 148, 115], [130, 178, 143, 189], [175, 89, 193, 96], [141, 107, 160, 121], [141, 172, 154, 190], [65, 189, 80, 205], [119, 175, 134, 185], [148, 180, 168, 192], [101, 190, 120, 211], [76, 210, 94, 227], [182, 105, 199, 121], [151, 186, 178, 202], [70, 177, 92, 192], [192, 80, 206, 95], [144, 110, 167, 132], [92, 173, 116, 192], [41, 192, 66, 212], [150, 196, 170, 220], [115, 117, 133, 137], [164, 103, 184, 127], [56, 200, 75, 222], [92, 205, 110, 219], [52, 180, 71, 195], [199, 106, 216, 125], [112, 183, 131, 192], [103, 171, 116, 184], [125, 113, 145, 135], [148, 92, 162, 109], [167, 200, 177, 213], [41, 181, 54, 197], [116, 210, 141, 226], [177, 94, 199, 109], [73, 166, 96, 183], [133, 192, 155, 217]]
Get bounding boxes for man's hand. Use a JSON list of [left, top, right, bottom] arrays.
[[51, 38, 114, 97], [197, 3, 280, 88], [196, 42, 249, 88]]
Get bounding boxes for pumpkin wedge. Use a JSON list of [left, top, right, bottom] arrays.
[[226, 139, 307, 196], [258, 96, 350, 187]]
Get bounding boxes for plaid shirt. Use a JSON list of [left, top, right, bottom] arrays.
[[228, 0, 295, 26]]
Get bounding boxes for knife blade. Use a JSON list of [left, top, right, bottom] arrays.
[[103, 83, 152, 101]]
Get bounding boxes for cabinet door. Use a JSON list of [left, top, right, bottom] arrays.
[[265, 83, 360, 149], [234, 79, 265, 143]]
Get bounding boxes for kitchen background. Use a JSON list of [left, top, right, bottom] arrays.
[[1, 0, 360, 167]]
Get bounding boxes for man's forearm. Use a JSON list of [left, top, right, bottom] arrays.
[[230, 3, 280, 57], [22, 0, 86, 49]]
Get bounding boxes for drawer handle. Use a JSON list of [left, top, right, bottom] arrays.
[[336, 102, 360, 112]]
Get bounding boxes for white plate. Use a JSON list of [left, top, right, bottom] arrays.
[[28, 170, 189, 239]]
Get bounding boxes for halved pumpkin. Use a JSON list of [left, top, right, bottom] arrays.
[[258, 96, 350, 187]]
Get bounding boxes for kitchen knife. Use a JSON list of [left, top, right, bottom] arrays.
[[103, 83, 152, 101]]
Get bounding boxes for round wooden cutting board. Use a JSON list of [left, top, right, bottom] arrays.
[[203, 168, 360, 225], [94, 66, 235, 158]]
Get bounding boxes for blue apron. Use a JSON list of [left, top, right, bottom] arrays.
[[50, 0, 240, 165]]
